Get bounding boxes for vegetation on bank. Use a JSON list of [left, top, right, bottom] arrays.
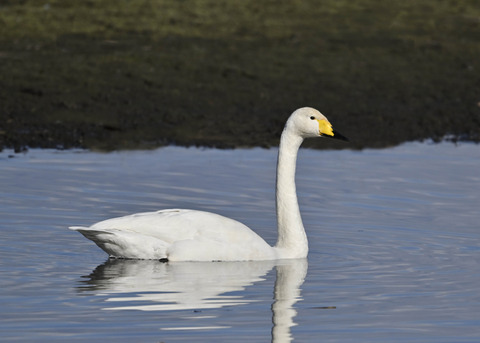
[[1, 0, 479, 151]]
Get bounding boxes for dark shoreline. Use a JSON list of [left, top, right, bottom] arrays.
[[1, 1, 479, 153]]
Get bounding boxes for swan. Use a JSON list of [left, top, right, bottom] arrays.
[[70, 107, 347, 261]]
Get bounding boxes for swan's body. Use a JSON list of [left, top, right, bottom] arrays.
[[70, 107, 347, 261], [71, 209, 277, 261]]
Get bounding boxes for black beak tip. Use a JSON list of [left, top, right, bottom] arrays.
[[332, 130, 349, 142]]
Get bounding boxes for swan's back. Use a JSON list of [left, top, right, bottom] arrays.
[[70, 209, 276, 261]]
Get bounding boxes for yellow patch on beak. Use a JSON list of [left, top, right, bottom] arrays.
[[317, 119, 334, 137]]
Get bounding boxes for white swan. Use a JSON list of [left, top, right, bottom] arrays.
[[70, 107, 347, 261]]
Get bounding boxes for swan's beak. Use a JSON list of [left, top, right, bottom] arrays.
[[329, 129, 349, 141], [317, 119, 349, 141]]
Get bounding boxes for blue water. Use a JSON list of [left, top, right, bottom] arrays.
[[0, 142, 479, 342]]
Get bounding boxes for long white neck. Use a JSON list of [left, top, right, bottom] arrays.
[[274, 127, 308, 258]]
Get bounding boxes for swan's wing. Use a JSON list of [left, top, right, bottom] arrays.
[[70, 209, 276, 261], [84, 209, 255, 243]]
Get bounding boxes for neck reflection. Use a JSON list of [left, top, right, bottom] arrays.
[[78, 258, 307, 342]]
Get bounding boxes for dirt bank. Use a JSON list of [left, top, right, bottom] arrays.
[[1, 0, 479, 152]]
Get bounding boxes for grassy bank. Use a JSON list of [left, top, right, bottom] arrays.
[[1, 0, 479, 151]]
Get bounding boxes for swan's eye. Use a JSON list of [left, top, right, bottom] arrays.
[[310, 116, 315, 120]]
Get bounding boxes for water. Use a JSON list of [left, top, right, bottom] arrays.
[[0, 142, 479, 342]]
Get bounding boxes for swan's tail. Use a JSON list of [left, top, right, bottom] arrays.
[[69, 226, 169, 260], [69, 226, 109, 235]]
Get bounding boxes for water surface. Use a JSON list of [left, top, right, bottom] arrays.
[[0, 143, 479, 342]]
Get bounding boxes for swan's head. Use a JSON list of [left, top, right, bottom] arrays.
[[287, 107, 348, 141]]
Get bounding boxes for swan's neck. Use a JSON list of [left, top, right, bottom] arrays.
[[274, 128, 308, 258]]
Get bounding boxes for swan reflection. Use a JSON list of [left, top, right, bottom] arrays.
[[78, 258, 307, 342]]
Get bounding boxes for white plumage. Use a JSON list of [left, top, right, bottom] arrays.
[[70, 107, 347, 261]]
